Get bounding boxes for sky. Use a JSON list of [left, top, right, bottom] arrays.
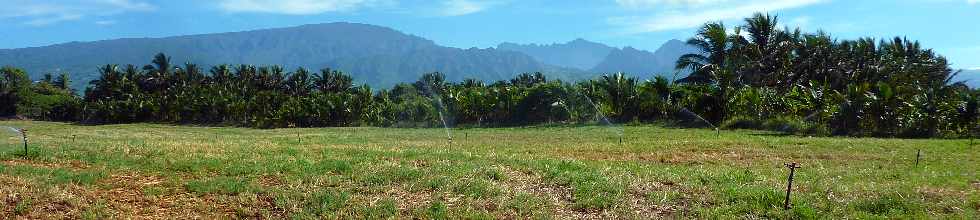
[[1, 0, 978, 69]]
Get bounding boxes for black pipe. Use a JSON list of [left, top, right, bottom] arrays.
[[21, 129, 28, 157], [783, 162, 800, 210]]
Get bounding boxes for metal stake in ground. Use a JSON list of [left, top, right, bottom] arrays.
[[783, 162, 801, 210], [915, 149, 921, 167], [20, 129, 28, 158]]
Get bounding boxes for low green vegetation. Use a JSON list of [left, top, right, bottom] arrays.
[[0, 121, 976, 218], [2, 13, 978, 139]]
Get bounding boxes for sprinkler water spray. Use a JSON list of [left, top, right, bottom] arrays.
[[3, 127, 28, 157], [573, 87, 624, 144], [679, 108, 719, 136]]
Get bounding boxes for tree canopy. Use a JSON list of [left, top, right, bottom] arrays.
[[2, 13, 977, 138]]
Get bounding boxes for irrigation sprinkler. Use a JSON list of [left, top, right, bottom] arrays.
[[783, 162, 801, 210], [16, 129, 29, 158], [915, 149, 921, 167]]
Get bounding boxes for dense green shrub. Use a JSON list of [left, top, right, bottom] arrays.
[[720, 116, 763, 130], [4, 12, 980, 138]]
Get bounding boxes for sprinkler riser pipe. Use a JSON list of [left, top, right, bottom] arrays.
[[915, 149, 921, 167], [21, 130, 28, 157], [783, 162, 800, 210]]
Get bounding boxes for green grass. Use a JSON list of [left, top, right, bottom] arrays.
[[0, 120, 977, 218]]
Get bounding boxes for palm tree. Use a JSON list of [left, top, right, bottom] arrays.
[[0, 66, 31, 116], [595, 73, 638, 121], [54, 73, 72, 91], [285, 67, 313, 96], [676, 22, 729, 84], [315, 68, 353, 93], [740, 12, 784, 87], [209, 65, 232, 85], [414, 72, 447, 97], [510, 72, 546, 87]]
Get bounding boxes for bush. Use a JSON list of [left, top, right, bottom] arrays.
[[721, 116, 828, 136], [721, 116, 763, 130], [763, 117, 807, 134]]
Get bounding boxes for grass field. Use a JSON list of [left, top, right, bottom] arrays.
[[0, 120, 977, 219]]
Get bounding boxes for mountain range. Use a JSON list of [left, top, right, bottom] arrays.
[[0, 22, 695, 90], [497, 39, 695, 80], [954, 69, 980, 88]]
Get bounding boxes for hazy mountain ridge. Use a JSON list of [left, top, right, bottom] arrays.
[[497, 39, 616, 70], [0, 22, 698, 90], [954, 69, 980, 88], [498, 39, 697, 80], [0, 22, 548, 89], [590, 39, 697, 80]]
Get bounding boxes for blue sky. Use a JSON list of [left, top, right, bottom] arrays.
[[1, 0, 978, 69]]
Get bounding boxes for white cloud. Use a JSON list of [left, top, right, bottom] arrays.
[[440, 0, 500, 16], [615, 0, 730, 9], [0, 0, 155, 26], [610, 0, 824, 34], [969, 0, 980, 4], [214, 0, 503, 17], [785, 16, 811, 29], [95, 20, 118, 26], [99, 0, 156, 11], [24, 13, 84, 26], [217, 0, 392, 15]]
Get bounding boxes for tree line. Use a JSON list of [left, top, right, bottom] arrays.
[[1, 13, 977, 138]]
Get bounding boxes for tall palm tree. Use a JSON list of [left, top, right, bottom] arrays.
[[315, 68, 354, 93], [209, 65, 232, 85], [595, 73, 638, 121], [54, 73, 72, 91], [0, 66, 31, 116], [740, 12, 783, 87], [285, 67, 313, 96], [676, 22, 729, 84]]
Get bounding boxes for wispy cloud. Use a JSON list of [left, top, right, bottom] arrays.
[[785, 16, 811, 29], [95, 20, 118, 26], [24, 14, 84, 26], [217, 0, 394, 15], [615, 0, 731, 9], [609, 0, 824, 34], [215, 0, 504, 17], [440, 0, 503, 16], [0, 0, 155, 26]]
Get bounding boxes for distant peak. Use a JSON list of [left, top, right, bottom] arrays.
[[621, 46, 640, 51], [295, 22, 391, 30], [567, 38, 602, 45], [660, 39, 687, 47]]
